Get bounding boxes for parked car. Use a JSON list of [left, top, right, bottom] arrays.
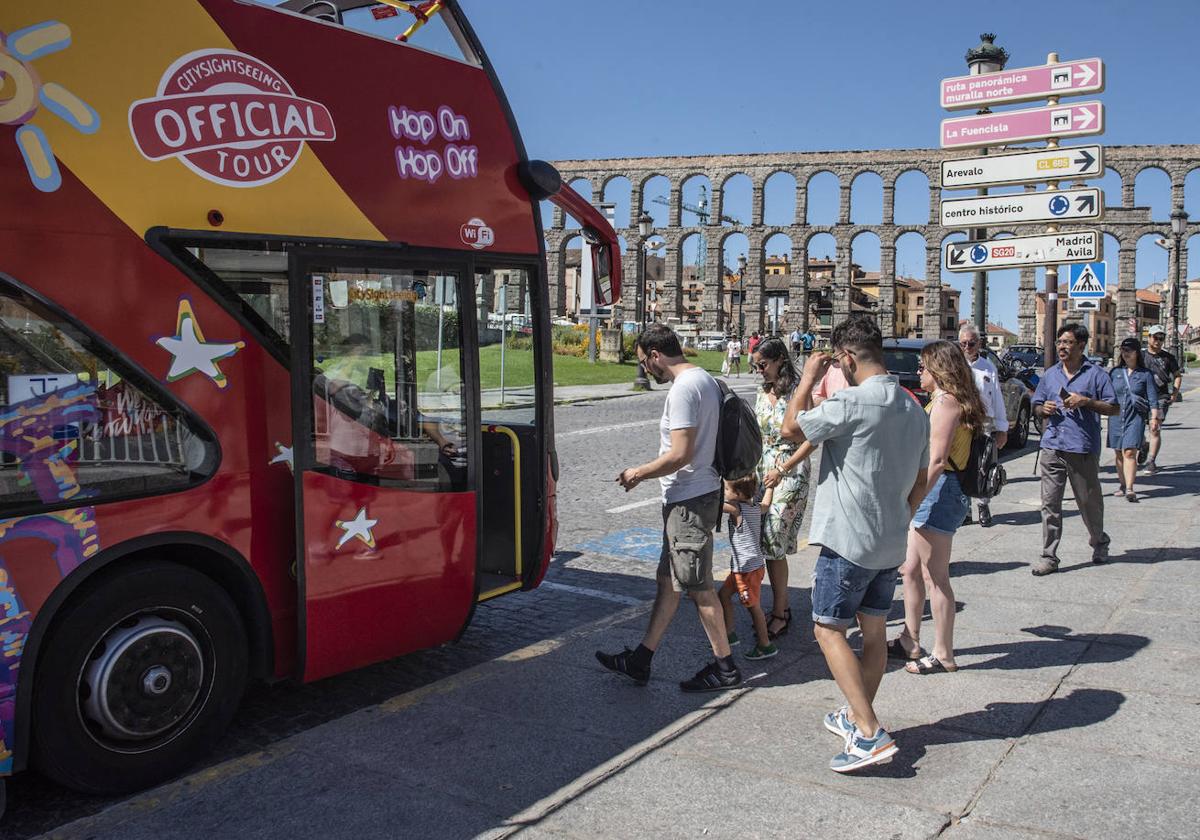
[[1004, 344, 1043, 368], [697, 335, 728, 351], [882, 339, 1032, 450]]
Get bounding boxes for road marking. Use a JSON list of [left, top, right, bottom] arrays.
[[559, 419, 658, 437], [539, 581, 644, 606], [605, 497, 660, 514]]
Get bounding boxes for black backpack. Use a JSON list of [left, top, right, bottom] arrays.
[[712, 378, 762, 481], [950, 431, 1006, 499]]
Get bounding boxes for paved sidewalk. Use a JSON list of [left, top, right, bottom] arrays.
[[41, 401, 1200, 839]]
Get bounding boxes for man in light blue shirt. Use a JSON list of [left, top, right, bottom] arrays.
[[1030, 323, 1119, 575], [783, 315, 929, 774]]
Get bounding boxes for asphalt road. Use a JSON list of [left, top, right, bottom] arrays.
[[2, 378, 761, 838]]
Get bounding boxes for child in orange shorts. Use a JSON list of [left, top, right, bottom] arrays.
[[718, 475, 777, 660]]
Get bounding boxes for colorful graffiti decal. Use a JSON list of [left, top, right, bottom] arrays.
[[156, 297, 245, 390], [269, 442, 294, 472], [0, 384, 102, 773], [0, 20, 101, 192]]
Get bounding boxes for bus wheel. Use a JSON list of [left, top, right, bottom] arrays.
[[32, 561, 248, 795]]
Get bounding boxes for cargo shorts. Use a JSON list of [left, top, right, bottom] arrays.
[[657, 489, 722, 593]]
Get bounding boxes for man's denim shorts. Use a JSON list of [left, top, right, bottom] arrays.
[[811, 547, 898, 627], [911, 471, 969, 536]]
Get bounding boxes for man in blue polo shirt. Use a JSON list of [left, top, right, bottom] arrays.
[[1031, 323, 1120, 576]]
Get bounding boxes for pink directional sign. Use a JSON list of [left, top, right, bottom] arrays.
[[941, 102, 1104, 150], [941, 59, 1104, 110]]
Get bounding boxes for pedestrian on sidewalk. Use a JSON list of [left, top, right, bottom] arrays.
[[958, 323, 1008, 527], [748, 331, 762, 357], [781, 315, 929, 773], [749, 337, 812, 641], [1031, 323, 1120, 576], [597, 324, 742, 692], [1109, 337, 1160, 502], [789, 326, 804, 359], [1140, 324, 1182, 475], [726, 335, 742, 378], [891, 340, 986, 676], [718, 475, 777, 661]]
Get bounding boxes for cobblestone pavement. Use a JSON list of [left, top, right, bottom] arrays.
[[3, 379, 754, 838]]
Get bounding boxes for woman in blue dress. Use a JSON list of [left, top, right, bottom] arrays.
[[1109, 337, 1160, 502]]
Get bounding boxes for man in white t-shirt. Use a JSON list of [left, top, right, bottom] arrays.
[[597, 324, 741, 692], [725, 336, 742, 377], [959, 324, 1009, 526]]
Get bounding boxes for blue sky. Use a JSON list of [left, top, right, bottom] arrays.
[[462, 0, 1200, 329]]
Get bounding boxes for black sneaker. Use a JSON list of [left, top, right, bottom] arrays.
[[978, 503, 993, 527], [595, 647, 650, 685], [680, 660, 742, 693]]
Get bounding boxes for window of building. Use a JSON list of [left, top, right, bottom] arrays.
[[0, 283, 217, 514]]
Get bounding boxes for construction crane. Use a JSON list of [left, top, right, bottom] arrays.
[[651, 185, 741, 298]]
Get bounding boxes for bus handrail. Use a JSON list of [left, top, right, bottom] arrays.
[[483, 423, 521, 580]]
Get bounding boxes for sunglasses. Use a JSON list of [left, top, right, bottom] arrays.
[[916, 362, 927, 373], [959, 339, 978, 348], [751, 359, 772, 371]]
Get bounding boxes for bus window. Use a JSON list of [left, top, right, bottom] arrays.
[[194, 247, 290, 345], [0, 285, 217, 513], [270, 1, 481, 65], [307, 265, 467, 491], [475, 267, 535, 424]]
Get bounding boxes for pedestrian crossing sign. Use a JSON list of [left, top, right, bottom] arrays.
[[1068, 261, 1107, 299]]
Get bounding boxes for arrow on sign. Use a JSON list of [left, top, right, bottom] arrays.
[[1075, 105, 1097, 130], [1076, 193, 1096, 214], [949, 248, 966, 267], [1074, 149, 1096, 171], [1074, 64, 1096, 86]]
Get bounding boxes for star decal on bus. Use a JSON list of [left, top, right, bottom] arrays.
[[156, 298, 245, 390], [0, 20, 101, 192], [270, 442, 294, 472], [335, 507, 378, 550]]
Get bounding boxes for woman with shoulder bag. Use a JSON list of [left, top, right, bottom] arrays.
[[889, 340, 987, 675], [1109, 337, 1159, 502]]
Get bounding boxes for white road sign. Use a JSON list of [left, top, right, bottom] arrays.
[[943, 231, 1100, 272], [941, 188, 1103, 228], [940, 145, 1103, 189], [1072, 298, 1101, 311]]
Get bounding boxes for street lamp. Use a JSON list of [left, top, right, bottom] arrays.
[[633, 212, 654, 390], [736, 253, 747, 337], [1170, 205, 1189, 361]]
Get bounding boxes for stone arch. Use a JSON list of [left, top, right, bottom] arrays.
[[1134, 166, 1172, 221], [1098, 167, 1122, 210], [806, 170, 839, 225], [760, 232, 794, 334], [719, 172, 753, 227], [639, 174, 671, 229], [561, 233, 584, 315], [1135, 231, 1170, 289], [850, 170, 884, 225], [1184, 167, 1200, 219], [763, 170, 797, 227], [893, 169, 930, 225], [601, 175, 633, 230], [565, 177, 592, 229], [680, 173, 714, 227], [718, 230, 752, 334]]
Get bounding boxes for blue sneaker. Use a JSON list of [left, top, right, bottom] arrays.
[[830, 727, 898, 773], [823, 706, 854, 740]]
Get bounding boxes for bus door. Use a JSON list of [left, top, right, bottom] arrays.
[[472, 265, 545, 600], [288, 253, 478, 682]]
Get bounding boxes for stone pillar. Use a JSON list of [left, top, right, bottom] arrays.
[[1171, 177, 1185, 211], [1120, 174, 1135, 209], [546, 243, 565, 317], [751, 179, 765, 227], [1115, 243, 1137, 338], [923, 246, 944, 340], [619, 242, 640, 324], [879, 244, 897, 338], [1018, 267, 1037, 344], [661, 245, 680, 322], [552, 205, 565, 229], [838, 182, 851, 225], [703, 242, 724, 332], [929, 184, 940, 224], [882, 182, 896, 225], [1180, 241, 1190, 331], [832, 239, 853, 325], [796, 175, 808, 226], [744, 240, 765, 334], [787, 239, 808, 333], [668, 182, 682, 228], [710, 183, 724, 227]]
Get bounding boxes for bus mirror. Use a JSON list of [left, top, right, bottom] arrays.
[[591, 243, 614, 307]]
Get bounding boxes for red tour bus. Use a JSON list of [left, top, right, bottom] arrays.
[[0, 0, 620, 800]]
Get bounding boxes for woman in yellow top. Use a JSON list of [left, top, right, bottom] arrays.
[[889, 340, 987, 675]]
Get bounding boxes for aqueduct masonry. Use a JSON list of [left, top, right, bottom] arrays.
[[546, 145, 1199, 341]]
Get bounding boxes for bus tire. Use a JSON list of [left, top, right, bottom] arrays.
[[31, 561, 248, 795]]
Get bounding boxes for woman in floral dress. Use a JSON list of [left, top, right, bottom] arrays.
[[749, 337, 812, 639]]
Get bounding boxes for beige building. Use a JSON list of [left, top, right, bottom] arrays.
[[1034, 285, 1117, 357]]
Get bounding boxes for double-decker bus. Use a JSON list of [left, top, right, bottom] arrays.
[[0, 0, 619, 802]]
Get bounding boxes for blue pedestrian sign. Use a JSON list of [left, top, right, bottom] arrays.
[[1068, 261, 1107, 299]]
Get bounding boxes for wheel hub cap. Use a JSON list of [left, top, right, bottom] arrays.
[[82, 615, 204, 741]]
